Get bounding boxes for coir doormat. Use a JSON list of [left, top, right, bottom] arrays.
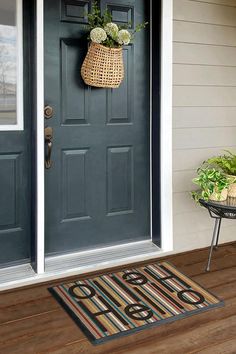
[[48, 262, 223, 344]]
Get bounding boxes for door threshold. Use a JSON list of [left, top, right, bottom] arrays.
[[0, 263, 36, 287], [45, 239, 160, 273], [0, 240, 165, 291]]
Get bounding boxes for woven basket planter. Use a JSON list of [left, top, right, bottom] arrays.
[[227, 175, 236, 197], [81, 42, 124, 88], [209, 188, 228, 202]]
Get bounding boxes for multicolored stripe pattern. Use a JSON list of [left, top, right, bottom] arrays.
[[49, 262, 223, 344]]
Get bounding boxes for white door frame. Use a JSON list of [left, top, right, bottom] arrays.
[[36, 0, 45, 274], [160, 0, 173, 252], [35, 0, 173, 274]]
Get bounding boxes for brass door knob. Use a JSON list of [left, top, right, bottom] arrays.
[[44, 105, 54, 119], [45, 126, 53, 169]]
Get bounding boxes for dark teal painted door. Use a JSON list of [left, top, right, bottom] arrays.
[[44, 0, 150, 255], [0, 0, 32, 267]]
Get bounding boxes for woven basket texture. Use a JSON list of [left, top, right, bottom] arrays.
[[228, 182, 236, 197], [81, 42, 124, 88]]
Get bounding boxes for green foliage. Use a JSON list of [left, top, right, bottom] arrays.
[[191, 167, 230, 203], [134, 22, 149, 33], [103, 36, 118, 48], [206, 150, 236, 176], [85, 1, 148, 48], [87, 2, 112, 30]]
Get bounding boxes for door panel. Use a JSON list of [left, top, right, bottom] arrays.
[[61, 39, 89, 125], [107, 146, 133, 215], [0, 154, 20, 228], [44, 0, 150, 255], [62, 148, 90, 221], [107, 46, 133, 124]]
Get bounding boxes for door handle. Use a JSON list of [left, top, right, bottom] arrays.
[[45, 126, 53, 169]]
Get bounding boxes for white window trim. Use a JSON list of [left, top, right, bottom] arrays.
[[0, 0, 24, 131]]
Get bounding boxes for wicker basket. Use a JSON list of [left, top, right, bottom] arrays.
[[227, 175, 236, 197], [209, 188, 228, 202], [81, 42, 124, 88]]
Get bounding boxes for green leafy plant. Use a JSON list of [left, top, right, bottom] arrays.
[[206, 150, 236, 176], [85, 2, 148, 48], [87, 2, 112, 30], [191, 167, 230, 203]]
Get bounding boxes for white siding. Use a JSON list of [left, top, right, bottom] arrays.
[[172, 0, 236, 251]]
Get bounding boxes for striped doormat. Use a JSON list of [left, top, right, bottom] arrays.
[[49, 262, 223, 344]]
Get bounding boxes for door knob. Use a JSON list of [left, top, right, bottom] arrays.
[[45, 126, 53, 169], [44, 105, 54, 119]]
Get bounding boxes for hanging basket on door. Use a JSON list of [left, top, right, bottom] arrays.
[[80, 2, 148, 89], [81, 42, 124, 88]]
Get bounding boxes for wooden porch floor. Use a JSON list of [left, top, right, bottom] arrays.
[[1, 242, 236, 354]]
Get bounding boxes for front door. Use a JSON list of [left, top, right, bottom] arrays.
[[44, 0, 150, 256]]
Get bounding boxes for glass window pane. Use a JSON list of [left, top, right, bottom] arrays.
[[0, 0, 17, 125]]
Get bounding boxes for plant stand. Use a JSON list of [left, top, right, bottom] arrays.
[[199, 198, 236, 271]]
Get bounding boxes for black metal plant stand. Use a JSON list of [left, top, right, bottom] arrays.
[[199, 198, 236, 272]]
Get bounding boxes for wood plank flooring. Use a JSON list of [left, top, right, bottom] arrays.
[[0, 242, 236, 354]]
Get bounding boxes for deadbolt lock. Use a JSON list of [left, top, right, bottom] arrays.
[[44, 105, 54, 119]]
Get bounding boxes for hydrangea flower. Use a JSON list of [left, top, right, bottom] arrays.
[[90, 27, 107, 43], [117, 29, 131, 45], [104, 22, 119, 38]]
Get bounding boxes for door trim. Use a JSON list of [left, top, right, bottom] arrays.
[[150, 0, 153, 240], [160, 0, 173, 252], [35, 0, 173, 274], [36, 0, 45, 274]]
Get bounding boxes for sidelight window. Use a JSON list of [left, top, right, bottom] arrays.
[[0, 0, 23, 130]]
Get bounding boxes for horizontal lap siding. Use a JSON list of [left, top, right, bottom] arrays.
[[192, 0, 236, 7], [173, 107, 236, 128], [174, 0, 236, 25], [174, 43, 236, 66], [172, 0, 236, 251]]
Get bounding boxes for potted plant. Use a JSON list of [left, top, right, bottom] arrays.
[[191, 167, 230, 203], [206, 150, 236, 197], [81, 2, 147, 88]]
